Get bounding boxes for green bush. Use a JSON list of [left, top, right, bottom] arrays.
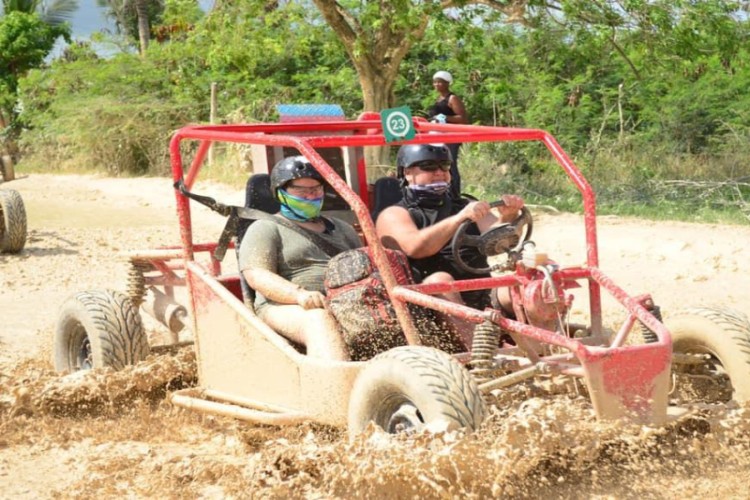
[[17, 53, 200, 174], [9, 1, 750, 224]]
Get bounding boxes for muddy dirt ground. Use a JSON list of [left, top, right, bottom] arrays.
[[1, 173, 749, 498]]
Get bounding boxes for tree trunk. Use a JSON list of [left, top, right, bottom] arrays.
[[0, 109, 15, 181], [310, 0, 429, 170], [359, 69, 395, 113], [135, 0, 150, 56], [358, 66, 397, 170]]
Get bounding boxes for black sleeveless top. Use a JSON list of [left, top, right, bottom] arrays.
[[428, 93, 457, 120], [396, 189, 491, 308]]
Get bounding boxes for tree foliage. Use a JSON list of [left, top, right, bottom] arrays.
[[10, 0, 750, 222], [96, 0, 166, 54], [0, 11, 70, 115], [2, 0, 78, 26]]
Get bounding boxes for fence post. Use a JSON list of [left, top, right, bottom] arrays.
[[209, 82, 217, 166]]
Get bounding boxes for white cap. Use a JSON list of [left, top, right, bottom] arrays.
[[432, 70, 453, 84]]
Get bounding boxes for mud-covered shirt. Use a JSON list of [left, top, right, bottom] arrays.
[[238, 217, 361, 313]]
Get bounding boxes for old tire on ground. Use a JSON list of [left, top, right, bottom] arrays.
[[0, 188, 27, 253], [666, 307, 750, 404], [55, 290, 150, 373], [348, 346, 486, 436]]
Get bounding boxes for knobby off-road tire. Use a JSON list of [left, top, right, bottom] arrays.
[[55, 290, 150, 373], [348, 346, 486, 436], [666, 307, 750, 403], [0, 188, 27, 253]]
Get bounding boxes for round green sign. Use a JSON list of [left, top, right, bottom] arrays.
[[381, 106, 416, 143]]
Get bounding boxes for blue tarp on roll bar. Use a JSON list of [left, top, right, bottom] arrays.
[[276, 104, 345, 123]]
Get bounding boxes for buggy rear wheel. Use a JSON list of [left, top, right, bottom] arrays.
[[348, 346, 486, 436], [55, 290, 150, 372], [0, 188, 27, 253], [666, 307, 750, 404]]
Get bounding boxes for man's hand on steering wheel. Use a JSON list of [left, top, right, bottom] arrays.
[[451, 194, 533, 275], [456, 200, 492, 223], [497, 194, 525, 222]]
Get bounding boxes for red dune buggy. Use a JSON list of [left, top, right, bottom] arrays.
[[53, 116, 750, 435]]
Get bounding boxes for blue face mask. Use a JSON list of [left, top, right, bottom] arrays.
[[278, 189, 324, 221]]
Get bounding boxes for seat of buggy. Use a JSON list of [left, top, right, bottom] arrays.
[[370, 176, 402, 222], [236, 174, 280, 305]]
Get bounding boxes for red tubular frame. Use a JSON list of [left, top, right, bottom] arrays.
[[166, 117, 671, 423]]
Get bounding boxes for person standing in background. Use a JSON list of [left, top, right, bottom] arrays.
[[427, 70, 468, 199]]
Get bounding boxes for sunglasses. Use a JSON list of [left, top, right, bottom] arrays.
[[411, 161, 451, 172], [286, 183, 324, 196]]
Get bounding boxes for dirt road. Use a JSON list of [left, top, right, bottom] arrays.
[[1, 174, 749, 498]]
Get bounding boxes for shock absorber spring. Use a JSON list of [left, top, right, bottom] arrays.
[[470, 321, 500, 382], [640, 302, 662, 344], [127, 259, 151, 308]]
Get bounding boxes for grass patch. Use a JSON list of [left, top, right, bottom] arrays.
[[457, 140, 750, 225]]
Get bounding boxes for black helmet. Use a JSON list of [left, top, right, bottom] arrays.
[[396, 144, 452, 178], [270, 156, 323, 193]]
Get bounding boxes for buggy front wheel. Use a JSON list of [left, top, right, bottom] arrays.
[[666, 307, 750, 404], [348, 346, 486, 436], [55, 290, 150, 372]]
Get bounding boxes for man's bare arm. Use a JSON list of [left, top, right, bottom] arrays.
[[243, 268, 324, 309], [376, 206, 464, 258]]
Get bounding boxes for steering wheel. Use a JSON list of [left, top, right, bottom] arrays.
[[451, 201, 533, 275]]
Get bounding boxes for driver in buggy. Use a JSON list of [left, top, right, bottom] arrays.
[[375, 143, 525, 345]]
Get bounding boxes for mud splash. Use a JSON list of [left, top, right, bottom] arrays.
[[1, 348, 196, 420], [3, 349, 749, 498]]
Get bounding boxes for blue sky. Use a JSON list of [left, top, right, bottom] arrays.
[[47, 0, 214, 58], [67, 0, 215, 38], [68, 0, 114, 37]]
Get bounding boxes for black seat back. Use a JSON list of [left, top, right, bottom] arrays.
[[237, 173, 280, 243], [237, 173, 280, 306], [371, 176, 402, 222]]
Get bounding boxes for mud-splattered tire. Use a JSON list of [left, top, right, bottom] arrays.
[[55, 290, 150, 373], [666, 307, 750, 403], [348, 346, 486, 436], [0, 188, 27, 253]]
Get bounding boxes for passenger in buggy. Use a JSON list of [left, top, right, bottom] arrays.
[[375, 143, 525, 345], [238, 156, 361, 361]]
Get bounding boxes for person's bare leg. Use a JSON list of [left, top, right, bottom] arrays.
[[495, 287, 515, 315], [298, 309, 350, 361], [261, 305, 349, 361]]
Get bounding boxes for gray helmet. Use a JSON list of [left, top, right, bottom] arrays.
[[396, 144, 452, 178], [270, 156, 323, 193]]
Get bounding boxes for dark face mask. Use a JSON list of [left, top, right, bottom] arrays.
[[407, 182, 450, 209]]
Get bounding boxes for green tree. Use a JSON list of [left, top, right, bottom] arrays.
[[1, 0, 78, 25], [0, 11, 70, 149], [96, 0, 166, 55], [311, 0, 749, 114]]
